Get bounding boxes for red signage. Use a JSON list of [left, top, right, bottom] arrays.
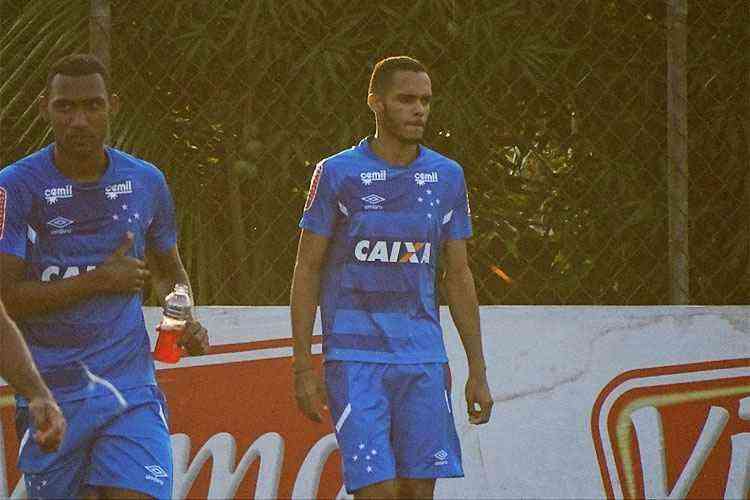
[[592, 359, 750, 499], [1, 346, 343, 498]]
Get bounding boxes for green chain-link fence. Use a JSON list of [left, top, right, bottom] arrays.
[[1, 0, 748, 305]]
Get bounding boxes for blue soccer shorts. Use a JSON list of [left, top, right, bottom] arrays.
[[325, 361, 464, 494], [16, 385, 173, 499]]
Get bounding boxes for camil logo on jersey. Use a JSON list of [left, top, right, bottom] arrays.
[[105, 180, 133, 200], [360, 170, 386, 186], [415, 172, 438, 186], [354, 240, 431, 264], [44, 185, 73, 205]]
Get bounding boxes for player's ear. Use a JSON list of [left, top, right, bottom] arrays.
[[39, 94, 50, 122], [367, 93, 383, 114], [109, 93, 120, 115]]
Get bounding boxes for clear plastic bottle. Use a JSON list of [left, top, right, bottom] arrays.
[[153, 284, 192, 363]]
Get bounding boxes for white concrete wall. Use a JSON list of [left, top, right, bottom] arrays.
[[2, 306, 748, 498]]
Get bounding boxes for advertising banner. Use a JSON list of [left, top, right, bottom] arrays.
[[1, 306, 748, 498]]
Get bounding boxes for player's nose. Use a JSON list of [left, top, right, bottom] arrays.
[[69, 109, 89, 127]]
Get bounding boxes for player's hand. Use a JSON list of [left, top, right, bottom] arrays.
[[465, 371, 493, 425], [28, 395, 66, 453], [98, 232, 150, 293], [178, 319, 209, 356], [294, 368, 327, 423]]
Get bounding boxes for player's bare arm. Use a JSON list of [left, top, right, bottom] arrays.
[[442, 238, 494, 425], [290, 229, 329, 422], [0, 301, 66, 452], [0, 232, 148, 319], [146, 244, 209, 355]]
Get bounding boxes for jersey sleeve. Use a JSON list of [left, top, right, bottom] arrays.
[[299, 160, 337, 237], [146, 170, 178, 254], [0, 169, 32, 259], [443, 170, 473, 241]]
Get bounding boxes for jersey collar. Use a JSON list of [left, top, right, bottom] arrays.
[[44, 143, 118, 188], [358, 136, 425, 168]]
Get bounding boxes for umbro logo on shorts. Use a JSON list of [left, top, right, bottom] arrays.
[[144, 464, 168, 486], [144, 465, 168, 478], [433, 449, 449, 466]]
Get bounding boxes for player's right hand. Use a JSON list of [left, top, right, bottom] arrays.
[[28, 396, 66, 453], [294, 368, 328, 423], [98, 232, 150, 293]]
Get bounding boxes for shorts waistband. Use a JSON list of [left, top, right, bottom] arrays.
[[40, 364, 89, 390]]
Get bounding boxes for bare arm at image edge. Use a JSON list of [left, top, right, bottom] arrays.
[[0, 301, 66, 451]]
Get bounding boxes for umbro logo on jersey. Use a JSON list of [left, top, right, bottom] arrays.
[[47, 216, 74, 235], [415, 172, 438, 186], [105, 180, 133, 200], [354, 240, 432, 264], [44, 185, 73, 204], [361, 194, 385, 210], [361, 170, 386, 186]]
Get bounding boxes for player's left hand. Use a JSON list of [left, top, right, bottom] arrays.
[[465, 372, 493, 425], [29, 395, 66, 453], [178, 319, 209, 356]]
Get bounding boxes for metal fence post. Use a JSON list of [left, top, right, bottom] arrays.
[[89, 0, 110, 71], [667, 0, 689, 304]]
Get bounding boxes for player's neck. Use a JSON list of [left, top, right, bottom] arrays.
[[370, 134, 419, 167], [53, 144, 108, 183]]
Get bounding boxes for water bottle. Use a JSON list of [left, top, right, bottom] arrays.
[[153, 284, 191, 363]]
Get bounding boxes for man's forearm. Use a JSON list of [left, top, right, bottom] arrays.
[[290, 263, 321, 371], [444, 266, 486, 375], [0, 305, 52, 400], [3, 272, 104, 319]]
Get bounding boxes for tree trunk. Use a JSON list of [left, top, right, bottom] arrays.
[[667, 0, 689, 304], [89, 0, 110, 70]]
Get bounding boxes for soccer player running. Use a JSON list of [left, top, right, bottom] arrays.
[[0, 300, 66, 453], [0, 54, 209, 499], [291, 56, 493, 499]]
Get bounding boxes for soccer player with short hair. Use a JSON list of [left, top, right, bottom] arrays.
[[0, 53, 209, 499], [291, 55, 493, 499]]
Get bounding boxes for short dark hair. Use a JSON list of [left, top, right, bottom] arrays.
[[46, 53, 110, 94], [368, 56, 428, 96]]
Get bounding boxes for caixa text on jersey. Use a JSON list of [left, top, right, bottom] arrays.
[[41, 265, 97, 281], [354, 240, 432, 264]]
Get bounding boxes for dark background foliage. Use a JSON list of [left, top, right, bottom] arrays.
[[1, 0, 747, 305]]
